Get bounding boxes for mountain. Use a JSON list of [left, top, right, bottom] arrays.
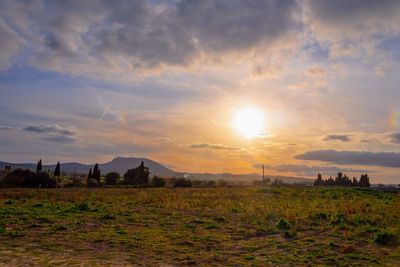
[[0, 157, 179, 177], [100, 157, 178, 177]]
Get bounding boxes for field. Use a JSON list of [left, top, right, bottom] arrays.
[[0, 187, 399, 266]]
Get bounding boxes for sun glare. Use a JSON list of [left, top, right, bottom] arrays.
[[232, 106, 265, 138]]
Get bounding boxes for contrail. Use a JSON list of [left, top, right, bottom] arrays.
[[99, 103, 113, 121]]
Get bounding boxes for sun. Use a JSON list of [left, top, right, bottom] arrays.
[[232, 106, 265, 138]]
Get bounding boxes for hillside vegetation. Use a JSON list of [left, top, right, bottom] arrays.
[[0, 187, 399, 266]]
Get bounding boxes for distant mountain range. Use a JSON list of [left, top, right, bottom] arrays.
[[0, 157, 312, 184], [0, 157, 179, 177]]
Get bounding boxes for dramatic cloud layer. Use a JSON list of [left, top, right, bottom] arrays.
[[295, 150, 400, 168], [0, 0, 300, 75]]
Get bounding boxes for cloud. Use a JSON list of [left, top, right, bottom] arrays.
[[295, 150, 400, 168], [252, 64, 283, 79], [0, 18, 24, 70], [388, 132, 400, 144], [305, 0, 400, 38], [23, 124, 77, 144], [190, 143, 240, 151], [0, 125, 13, 130], [23, 125, 75, 136], [40, 135, 77, 144], [190, 143, 210, 149], [306, 67, 325, 77], [0, 0, 300, 76], [323, 134, 351, 142]]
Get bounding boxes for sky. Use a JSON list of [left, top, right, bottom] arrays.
[[1, 0, 400, 183]]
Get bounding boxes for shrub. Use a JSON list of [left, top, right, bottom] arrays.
[[77, 201, 91, 212], [87, 178, 98, 187], [34, 171, 57, 188], [331, 212, 346, 226], [151, 176, 166, 187], [173, 178, 192, 188], [276, 218, 291, 230], [1, 169, 56, 188], [105, 172, 120, 185], [374, 231, 398, 246]]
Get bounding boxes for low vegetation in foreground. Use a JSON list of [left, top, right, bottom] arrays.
[[0, 187, 399, 266]]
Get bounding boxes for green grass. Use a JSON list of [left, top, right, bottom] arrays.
[[0, 187, 399, 266]]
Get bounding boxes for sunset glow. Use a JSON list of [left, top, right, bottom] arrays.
[[232, 107, 265, 139]]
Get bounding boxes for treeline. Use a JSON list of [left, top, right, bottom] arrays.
[[0, 159, 60, 188], [313, 172, 371, 187], [0, 159, 229, 188]]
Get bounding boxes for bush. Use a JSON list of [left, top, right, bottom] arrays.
[[151, 176, 166, 187], [1, 169, 34, 187], [374, 231, 398, 246], [172, 178, 192, 188], [34, 171, 57, 188], [1, 169, 56, 188], [77, 201, 91, 212], [105, 172, 120, 185], [276, 218, 291, 230], [87, 178, 98, 187]]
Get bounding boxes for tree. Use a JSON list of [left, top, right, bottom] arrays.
[[123, 161, 150, 185], [314, 173, 323, 186], [1, 169, 56, 188], [93, 164, 101, 183], [1, 169, 35, 187], [105, 172, 120, 185], [151, 176, 166, 187], [54, 162, 61, 177], [172, 178, 192, 188], [352, 177, 358, 187], [36, 159, 43, 173], [87, 168, 93, 179], [359, 174, 371, 187], [272, 179, 283, 186], [34, 171, 57, 188]]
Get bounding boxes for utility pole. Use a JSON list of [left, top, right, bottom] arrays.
[[262, 164, 265, 187]]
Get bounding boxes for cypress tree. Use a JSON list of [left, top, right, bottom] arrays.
[[36, 159, 43, 173], [54, 162, 61, 177], [88, 168, 93, 179], [93, 164, 100, 183]]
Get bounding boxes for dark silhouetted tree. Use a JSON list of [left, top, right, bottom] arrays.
[[172, 177, 192, 187], [36, 159, 43, 173], [54, 162, 61, 177], [123, 161, 150, 185], [352, 177, 358, 187], [314, 173, 323, 186], [313, 172, 371, 187], [105, 172, 120, 185], [93, 164, 101, 183], [1, 169, 56, 188], [34, 171, 57, 188], [151, 176, 166, 187], [359, 174, 371, 187]]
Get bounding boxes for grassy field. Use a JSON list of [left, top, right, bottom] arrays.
[[0, 187, 399, 266]]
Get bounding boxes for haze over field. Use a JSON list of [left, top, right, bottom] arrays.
[[1, 0, 400, 183]]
